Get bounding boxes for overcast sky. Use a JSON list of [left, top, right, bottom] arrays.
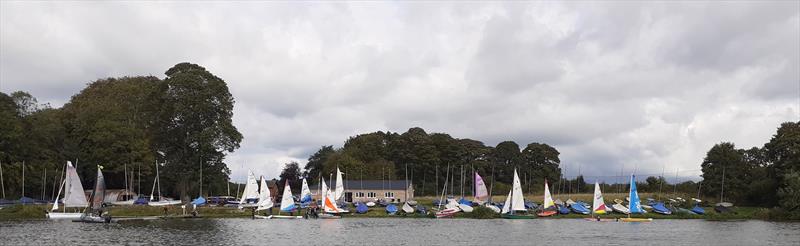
[[2, 1, 798, 183]]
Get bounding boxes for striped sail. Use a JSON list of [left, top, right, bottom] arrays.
[[592, 181, 607, 214], [279, 181, 296, 212], [474, 172, 488, 204]]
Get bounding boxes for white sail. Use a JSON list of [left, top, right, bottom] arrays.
[[323, 186, 340, 213], [474, 172, 489, 204], [321, 178, 328, 203], [239, 170, 259, 205], [256, 176, 273, 211], [54, 161, 88, 210], [511, 169, 525, 212], [279, 181, 296, 212], [592, 181, 607, 214], [300, 178, 312, 203], [543, 179, 555, 209], [501, 190, 512, 214], [334, 168, 344, 201]]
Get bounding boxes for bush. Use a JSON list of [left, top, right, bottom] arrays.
[[467, 206, 499, 219]]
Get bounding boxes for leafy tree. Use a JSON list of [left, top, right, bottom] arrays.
[[154, 63, 242, 198], [765, 122, 800, 180], [778, 171, 800, 211], [700, 142, 753, 203], [279, 161, 302, 191], [574, 175, 587, 193], [10, 91, 42, 117], [303, 145, 334, 185], [492, 141, 520, 184], [520, 142, 561, 187], [0, 92, 23, 162]]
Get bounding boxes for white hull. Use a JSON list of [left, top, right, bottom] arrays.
[[458, 204, 474, 213], [270, 215, 302, 219], [148, 200, 182, 207], [47, 212, 83, 219], [111, 200, 135, 206]]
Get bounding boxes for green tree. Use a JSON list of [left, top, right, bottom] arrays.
[[700, 142, 753, 204], [303, 145, 334, 185], [777, 171, 800, 211], [279, 161, 302, 191], [520, 142, 561, 187], [155, 63, 243, 198]]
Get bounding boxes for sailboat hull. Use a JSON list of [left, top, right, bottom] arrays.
[[501, 214, 536, 219], [537, 210, 557, 217], [620, 218, 653, 222], [47, 212, 83, 219], [148, 200, 182, 207]]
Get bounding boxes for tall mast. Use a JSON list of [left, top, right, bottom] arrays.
[[199, 156, 203, 198], [0, 160, 4, 198], [22, 161, 25, 198], [720, 167, 725, 203]]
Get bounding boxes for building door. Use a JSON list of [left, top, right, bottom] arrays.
[[345, 192, 353, 203]]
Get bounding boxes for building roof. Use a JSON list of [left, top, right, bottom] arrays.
[[309, 180, 411, 191]]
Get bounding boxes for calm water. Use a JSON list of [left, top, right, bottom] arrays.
[[1, 218, 799, 245]]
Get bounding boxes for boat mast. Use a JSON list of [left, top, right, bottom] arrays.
[[488, 162, 495, 203], [720, 167, 725, 203], [0, 160, 4, 198], [437, 163, 449, 210], [460, 164, 464, 198], [199, 156, 203, 198], [22, 161, 25, 198]]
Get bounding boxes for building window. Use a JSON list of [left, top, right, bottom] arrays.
[[367, 192, 376, 198], [355, 192, 364, 198], [384, 192, 394, 198]]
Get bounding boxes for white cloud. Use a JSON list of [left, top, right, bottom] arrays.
[[1, 1, 797, 183]]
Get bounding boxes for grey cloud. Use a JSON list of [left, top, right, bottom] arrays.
[[1, 1, 798, 182]]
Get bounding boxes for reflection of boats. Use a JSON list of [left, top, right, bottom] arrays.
[[47, 161, 88, 220]]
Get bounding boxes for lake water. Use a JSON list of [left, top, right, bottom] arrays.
[[1, 218, 798, 245]]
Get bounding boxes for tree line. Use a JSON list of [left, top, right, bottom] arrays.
[[0, 63, 242, 201], [699, 122, 799, 214], [281, 127, 563, 196]]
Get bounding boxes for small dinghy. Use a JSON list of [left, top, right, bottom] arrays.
[[612, 203, 630, 214], [416, 205, 428, 215], [74, 166, 111, 223], [402, 202, 414, 214], [557, 204, 570, 214], [714, 202, 734, 213], [650, 202, 672, 215], [435, 207, 460, 218], [691, 204, 705, 215], [484, 204, 501, 213], [458, 203, 474, 213], [407, 200, 418, 206], [386, 204, 398, 215], [569, 202, 590, 215], [355, 202, 369, 214], [500, 170, 536, 219], [366, 201, 376, 207], [537, 210, 557, 217]]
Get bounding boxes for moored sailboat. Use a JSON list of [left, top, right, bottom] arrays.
[[253, 176, 274, 219], [501, 169, 535, 219], [270, 180, 301, 219], [47, 161, 89, 219], [621, 175, 652, 222], [537, 179, 557, 217]]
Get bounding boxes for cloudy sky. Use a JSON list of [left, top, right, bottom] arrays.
[[2, 1, 798, 183]]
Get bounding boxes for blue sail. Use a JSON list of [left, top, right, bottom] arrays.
[[628, 175, 643, 214]]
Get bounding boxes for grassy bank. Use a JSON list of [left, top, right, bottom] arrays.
[[0, 194, 786, 221]]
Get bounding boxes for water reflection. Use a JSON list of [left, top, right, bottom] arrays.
[[0, 219, 798, 245]]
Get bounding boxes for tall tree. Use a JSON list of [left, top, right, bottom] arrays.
[[303, 145, 334, 185], [700, 142, 753, 203], [155, 63, 243, 198], [279, 161, 302, 191]]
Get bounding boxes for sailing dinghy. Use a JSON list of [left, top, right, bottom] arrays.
[[148, 160, 181, 207], [300, 178, 312, 208], [47, 161, 89, 219], [74, 166, 111, 223], [253, 176, 274, 219], [620, 175, 652, 222], [319, 178, 342, 219], [501, 169, 535, 219], [270, 180, 301, 219], [537, 179, 557, 217], [237, 170, 260, 209]]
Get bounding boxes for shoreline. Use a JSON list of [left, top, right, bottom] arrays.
[[0, 204, 783, 221]]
